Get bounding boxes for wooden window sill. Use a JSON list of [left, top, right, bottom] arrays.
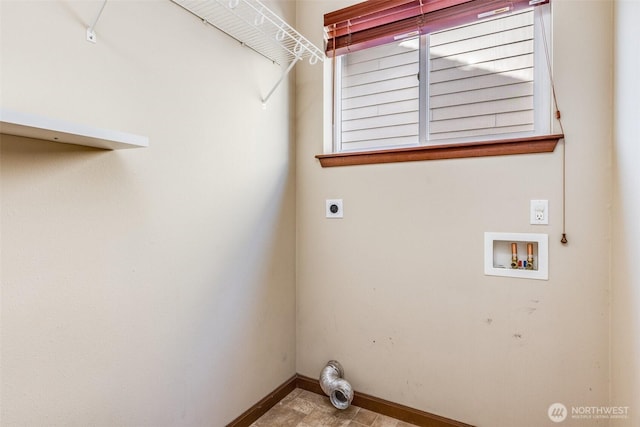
[[316, 134, 564, 167]]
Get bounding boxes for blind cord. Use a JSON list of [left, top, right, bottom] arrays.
[[539, 9, 568, 245]]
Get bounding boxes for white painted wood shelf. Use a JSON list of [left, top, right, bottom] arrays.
[[0, 109, 148, 150]]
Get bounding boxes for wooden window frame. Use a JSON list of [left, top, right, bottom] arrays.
[[319, 0, 560, 167], [316, 134, 563, 167]]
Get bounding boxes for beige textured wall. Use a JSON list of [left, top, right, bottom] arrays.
[[0, 1, 296, 425], [296, 1, 613, 426], [612, 1, 640, 426]]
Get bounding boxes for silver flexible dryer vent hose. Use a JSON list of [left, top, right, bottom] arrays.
[[319, 360, 354, 410]]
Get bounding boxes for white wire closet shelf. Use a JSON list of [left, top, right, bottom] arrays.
[[170, 0, 324, 105]]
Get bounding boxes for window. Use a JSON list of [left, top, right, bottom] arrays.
[[427, 8, 546, 142], [336, 39, 420, 151], [321, 0, 561, 166]]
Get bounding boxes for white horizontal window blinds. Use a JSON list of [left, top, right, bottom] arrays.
[[339, 41, 420, 152], [428, 9, 535, 141]]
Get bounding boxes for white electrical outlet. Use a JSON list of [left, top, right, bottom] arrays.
[[326, 199, 343, 218], [530, 200, 549, 225]]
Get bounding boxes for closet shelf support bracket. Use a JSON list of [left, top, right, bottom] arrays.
[[86, 0, 108, 43], [262, 54, 302, 108]]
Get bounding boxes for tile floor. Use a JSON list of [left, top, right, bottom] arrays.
[[251, 388, 419, 427]]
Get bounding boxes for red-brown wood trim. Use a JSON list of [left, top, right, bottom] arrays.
[[316, 134, 563, 167], [295, 374, 325, 395], [226, 374, 297, 427], [296, 375, 475, 427], [227, 374, 475, 427]]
